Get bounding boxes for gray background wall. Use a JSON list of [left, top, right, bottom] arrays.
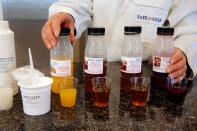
[[2, 0, 56, 20]]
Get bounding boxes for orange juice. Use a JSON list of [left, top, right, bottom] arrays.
[[51, 57, 73, 94], [60, 88, 77, 107]]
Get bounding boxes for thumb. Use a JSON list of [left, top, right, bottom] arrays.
[[171, 48, 182, 64]]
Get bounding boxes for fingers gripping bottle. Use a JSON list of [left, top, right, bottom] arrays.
[[120, 26, 143, 92], [151, 27, 174, 89], [85, 28, 107, 92], [50, 28, 73, 94]]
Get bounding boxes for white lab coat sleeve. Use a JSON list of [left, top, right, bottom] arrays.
[[48, 0, 92, 39], [168, 0, 197, 78]]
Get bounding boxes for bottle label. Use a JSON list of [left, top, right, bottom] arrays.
[[0, 57, 16, 73], [85, 57, 103, 74], [153, 56, 171, 73], [51, 59, 71, 77], [121, 56, 142, 73]]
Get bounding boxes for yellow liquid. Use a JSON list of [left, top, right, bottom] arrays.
[[51, 57, 73, 94], [60, 88, 77, 107]]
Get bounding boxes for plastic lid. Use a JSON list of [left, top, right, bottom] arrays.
[[157, 27, 174, 35], [88, 27, 105, 35], [124, 26, 141, 35], [0, 21, 9, 28], [59, 27, 76, 36]]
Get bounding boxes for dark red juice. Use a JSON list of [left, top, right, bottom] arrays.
[[168, 86, 186, 104], [151, 71, 169, 89]]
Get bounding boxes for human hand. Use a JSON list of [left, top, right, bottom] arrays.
[[167, 48, 187, 78], [41, 12, 76, 49]]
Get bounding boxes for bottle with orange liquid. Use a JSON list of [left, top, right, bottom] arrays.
[[84, 28, 107, 92], [151, 27, 174, 89], [121, 26, 143, 92], [50, 27, 73, 94]]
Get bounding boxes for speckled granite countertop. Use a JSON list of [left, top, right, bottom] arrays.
[[0, 62, 197, 131]]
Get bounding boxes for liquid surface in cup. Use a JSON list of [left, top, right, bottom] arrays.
[[131, 86, 148, 106], [85, 60, 107, 92], [51, 57, 73, 94], [168, 86, 186, 104], [60, 88, 77, 107], [94, 87, 110, 107]]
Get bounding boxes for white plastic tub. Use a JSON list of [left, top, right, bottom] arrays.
[[18, 77, 53, 116]]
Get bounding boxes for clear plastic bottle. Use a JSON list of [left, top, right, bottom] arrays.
[[151, 27, 174, 89], [120, 26, 143, 92], [121, 26, 143, 78], [50, 28, 73, 94], [84, 27, 107, 92], [152, 27, 174, 76]]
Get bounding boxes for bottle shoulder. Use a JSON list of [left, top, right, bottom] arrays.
[[0, 29, 14, 39], [153, 36, 174, 57], [121, 37, 143, 57], [85, 37, 106, 58], [50, 38, 73, 58]]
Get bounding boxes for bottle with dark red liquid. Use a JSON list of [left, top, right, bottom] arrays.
[[84, 28, 107, 92], [121, 26, 143, 91], [151, 27, 174, 89]]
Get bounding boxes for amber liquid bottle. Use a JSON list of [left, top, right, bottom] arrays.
[[151, 27, 174, 89], [121, 26, 143, 92], [84, 28, 107, 92]]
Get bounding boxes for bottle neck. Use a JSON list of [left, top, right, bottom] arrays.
[[57, 36, 70, 46], [157, 35, 173, 39], [124, 34, 141, 41], [85, 35, 106, 58], [88, 35, 104, 48], [124, 34, 141, 47], [157, 35, 173, 47], [88, 35, 103, 42], [58, 35, 70, 41], [154, 35, 174, 57], [122, 34, 143, 57], [51, 34, 73, 60]]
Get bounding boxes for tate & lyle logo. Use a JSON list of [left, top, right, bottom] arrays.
[[137, 15, 162, 23]]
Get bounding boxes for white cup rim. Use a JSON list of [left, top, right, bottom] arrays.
[[18, 77, 53, 89]]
